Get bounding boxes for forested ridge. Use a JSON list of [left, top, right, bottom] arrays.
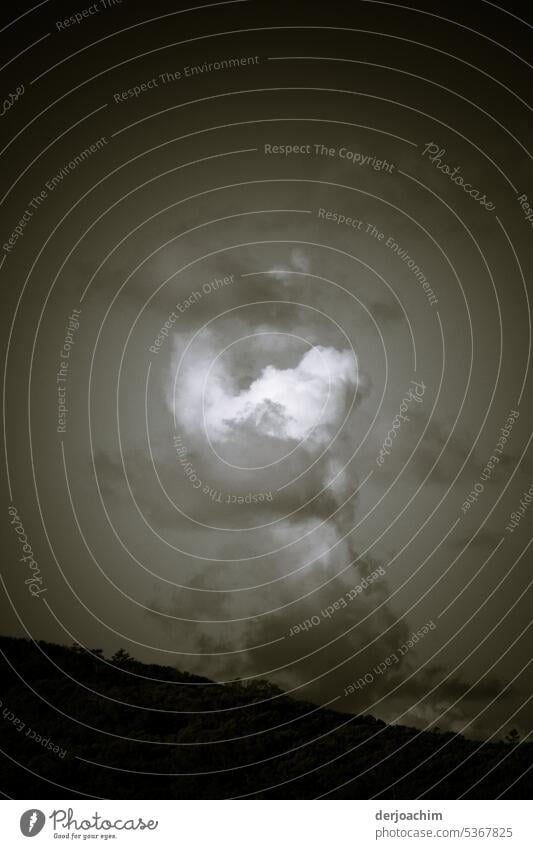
[[0, 636, 530, 799]]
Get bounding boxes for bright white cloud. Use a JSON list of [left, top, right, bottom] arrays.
[[171, 342, 358, 448]]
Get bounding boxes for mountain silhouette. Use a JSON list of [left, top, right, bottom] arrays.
[[0, 636, 530, 799]]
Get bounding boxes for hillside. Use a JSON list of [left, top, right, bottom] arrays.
[[0, 636, 530, 799]]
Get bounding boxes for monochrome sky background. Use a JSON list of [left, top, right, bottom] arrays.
[[1, 0, 532, 741]]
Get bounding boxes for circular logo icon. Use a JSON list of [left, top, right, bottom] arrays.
[[20, 810, 46, 837]]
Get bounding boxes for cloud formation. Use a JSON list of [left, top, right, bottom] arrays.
[[176, 344, 358, 447]]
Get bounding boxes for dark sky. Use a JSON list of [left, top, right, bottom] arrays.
[[1, 0, 532, 744]]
